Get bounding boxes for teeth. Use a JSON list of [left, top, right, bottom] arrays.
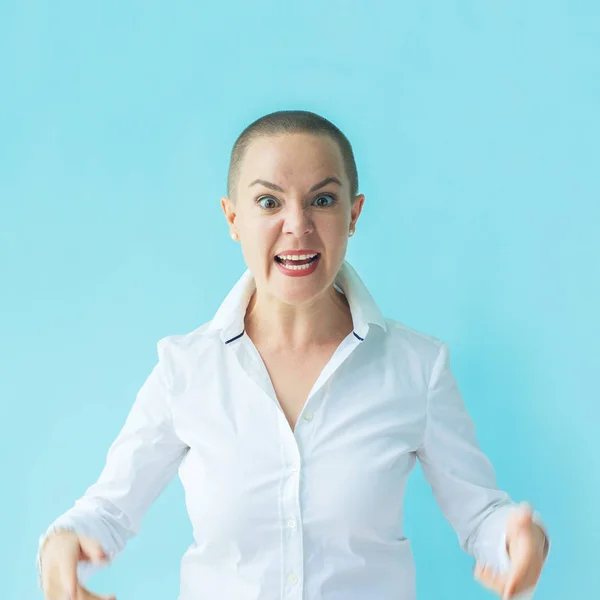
[[277, 253, 318, 261], [282, 262, 315, 270]]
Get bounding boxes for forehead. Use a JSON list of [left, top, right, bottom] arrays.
[[239, 133, 345, 185]]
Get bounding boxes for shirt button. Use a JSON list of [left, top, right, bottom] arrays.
[[288, 574, 298, 585], [291, 464, 299, 473], [287, 518, 297, 529], [303, 412, 313, 422]]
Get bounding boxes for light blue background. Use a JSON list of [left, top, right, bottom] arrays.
[[2, 2, 598, 599]]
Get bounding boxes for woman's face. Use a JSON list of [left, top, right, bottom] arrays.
[[221, 132, 364, 306]]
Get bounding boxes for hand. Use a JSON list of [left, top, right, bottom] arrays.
[[40, 530, 116, 600], [474, 502, 548, 599]]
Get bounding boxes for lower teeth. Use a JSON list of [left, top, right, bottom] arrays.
[[279, 257, 318, 270]]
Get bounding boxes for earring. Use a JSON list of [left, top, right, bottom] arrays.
[[349, 229, 355, 237], [231, 232, 239, 241]]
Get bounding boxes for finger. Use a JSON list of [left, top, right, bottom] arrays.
[[504, 582, 536, 600], [505, 563, 539, 600], [79, 536, 110, 563], [80, 587, 117, 600], [507, 535, 538, 590], [83, 592, 117, 600], [504, 578, 517, 599], [505, 563, 527, 596]]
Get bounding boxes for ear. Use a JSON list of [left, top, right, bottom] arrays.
[[221, 196, 237, 229], [350, 194, 365, 229]]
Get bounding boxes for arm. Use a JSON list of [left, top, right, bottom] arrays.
[[416, 342, 549, 572], [36, 338, 190, 586]]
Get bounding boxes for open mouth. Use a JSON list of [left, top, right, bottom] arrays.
[[274, 253, 320, 271]]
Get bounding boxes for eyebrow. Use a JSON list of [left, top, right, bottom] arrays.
[[248, 176, 342, 193]]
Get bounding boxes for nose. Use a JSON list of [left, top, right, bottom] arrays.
[[282, 204, 314, 237]]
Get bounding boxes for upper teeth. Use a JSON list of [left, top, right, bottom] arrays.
[[277, 253, 318, 261]]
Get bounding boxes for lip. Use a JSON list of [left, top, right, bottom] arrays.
[[274, 253, 321, 277]]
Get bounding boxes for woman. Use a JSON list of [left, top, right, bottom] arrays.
[[37, 110, 549, 600]]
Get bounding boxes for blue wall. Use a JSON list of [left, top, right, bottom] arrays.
[[2, 2, 597, 599]]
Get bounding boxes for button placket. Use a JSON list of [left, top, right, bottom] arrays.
[[279, 414, 304, 599]]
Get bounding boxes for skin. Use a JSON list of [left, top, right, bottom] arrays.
[[221, 132, 365, 350], [474, 502, 549, 599], [39, 135, 548, 600], [40, 530, 116, 600], [223, 134, 550, 597]]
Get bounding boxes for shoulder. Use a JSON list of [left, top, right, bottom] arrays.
[[157, 320, 217, 354], [154, 320, 222, 390], [381, 317, 445, 372]]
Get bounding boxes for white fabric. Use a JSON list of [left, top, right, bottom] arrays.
[[37, 260, 548, 599]]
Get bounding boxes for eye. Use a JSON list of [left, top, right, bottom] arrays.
[[313, 193, 336, 208], [257, 196, 280, 210]]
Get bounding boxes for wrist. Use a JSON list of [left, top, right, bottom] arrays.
[[36, 525, 78, 589]]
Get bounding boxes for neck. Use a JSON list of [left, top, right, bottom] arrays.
[[244, 284, 353, 351]]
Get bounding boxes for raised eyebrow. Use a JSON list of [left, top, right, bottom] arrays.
[[248, 176, 342, 193], [309, 177, 342, 192], [249, 179, 285, 192]]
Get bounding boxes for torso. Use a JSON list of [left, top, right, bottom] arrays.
[[244, 289, 354, 431], [253, 342, 344, 432]]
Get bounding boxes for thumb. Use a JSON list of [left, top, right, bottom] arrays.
[[515, 501, 534, 523], [508, 502, 534, 538]]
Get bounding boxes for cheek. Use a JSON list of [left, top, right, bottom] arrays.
[[321, 218, 350, 243], [240, 220, 278, 260]]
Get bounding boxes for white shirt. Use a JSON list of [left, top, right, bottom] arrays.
[[37, 260, 548, 600]]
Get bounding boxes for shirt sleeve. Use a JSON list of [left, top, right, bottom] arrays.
[[36, 338, 190, 586], [416, 342, 550, 573]]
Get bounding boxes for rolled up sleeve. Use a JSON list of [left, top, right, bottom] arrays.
[[416, 342, 549, 572], [36, 337, 190, 585]]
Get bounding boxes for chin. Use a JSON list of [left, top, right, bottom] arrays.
[[271, 267, 335, 304]]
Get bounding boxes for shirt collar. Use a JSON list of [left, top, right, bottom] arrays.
[[208, 260, 387, 344]]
